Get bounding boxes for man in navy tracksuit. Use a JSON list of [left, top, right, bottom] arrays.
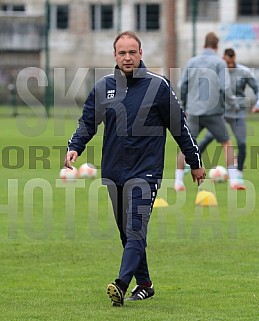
[[65, 31, 206, 306]]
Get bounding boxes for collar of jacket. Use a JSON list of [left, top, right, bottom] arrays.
[[114, 60, 148, 84], [202, 48, 217, 56]]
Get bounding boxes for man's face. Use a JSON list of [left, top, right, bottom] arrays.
[[223, 54, 236, 70], [114, 36, 142, 76]]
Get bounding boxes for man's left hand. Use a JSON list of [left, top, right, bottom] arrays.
[[191, 167, 206, 186]]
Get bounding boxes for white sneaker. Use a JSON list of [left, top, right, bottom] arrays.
[[230, 179, 246, 190], [174, 182, 186, 191]]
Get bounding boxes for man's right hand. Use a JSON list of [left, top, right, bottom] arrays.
[[64, 150, 78, 169]]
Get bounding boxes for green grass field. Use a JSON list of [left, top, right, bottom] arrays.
[[1, 106, 259, 320]]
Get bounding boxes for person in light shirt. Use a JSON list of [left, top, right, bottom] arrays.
[[198, 48, 259, 189], [175, 32, 242, 191]]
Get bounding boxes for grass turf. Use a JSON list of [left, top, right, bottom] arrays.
[[0, 106, 259, 320]]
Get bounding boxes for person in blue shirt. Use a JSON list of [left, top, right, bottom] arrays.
[[174, 32, 242, 191], [198, 48, 259, 189], [64, 31, 205, 306]]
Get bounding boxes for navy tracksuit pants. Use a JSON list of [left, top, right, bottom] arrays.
[[107, 179, 157, 286]]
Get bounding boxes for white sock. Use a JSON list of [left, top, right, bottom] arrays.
[[227, 166, 238, 185], [175, 169, 184, 186]]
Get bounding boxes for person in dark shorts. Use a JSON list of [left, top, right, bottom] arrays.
[[174, 32, 242, 191], [198, 48, 259, 189]]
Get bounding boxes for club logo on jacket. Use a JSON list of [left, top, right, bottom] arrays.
[[107, 89, 115, 99]]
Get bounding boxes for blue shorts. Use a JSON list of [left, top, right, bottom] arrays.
[[187, 114, 230, 143]]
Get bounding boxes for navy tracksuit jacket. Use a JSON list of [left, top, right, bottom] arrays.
[[68, 61, 202, 185], [68, 61, 202, 287]]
